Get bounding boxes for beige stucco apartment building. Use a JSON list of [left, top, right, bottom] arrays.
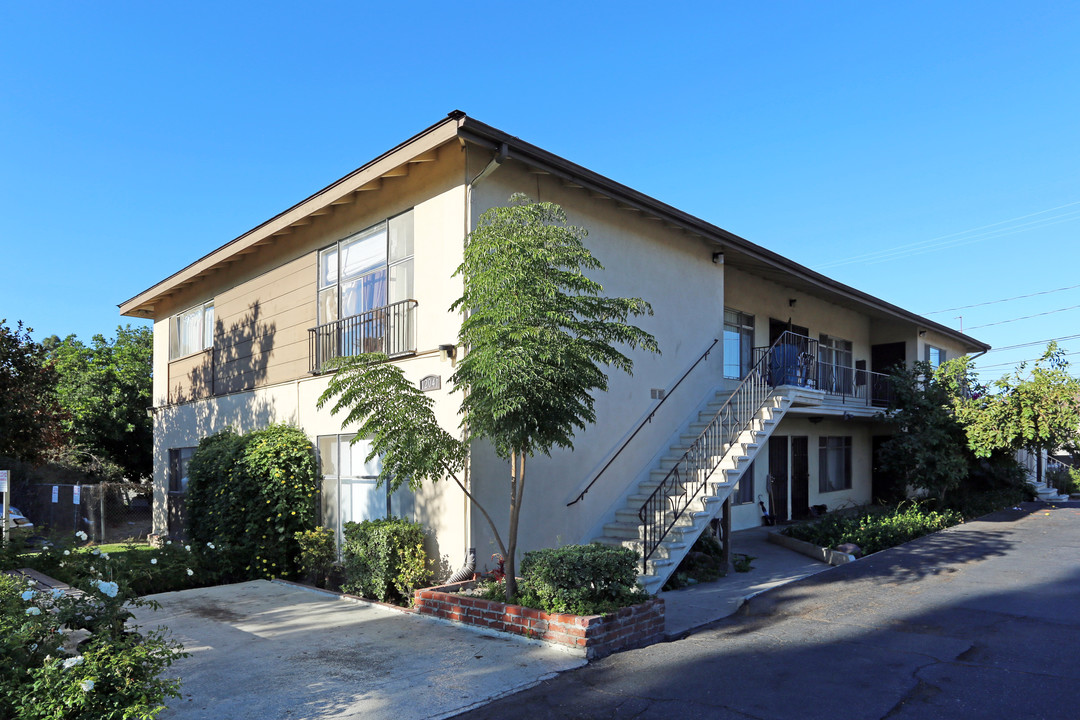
[[120, 112, 988, 591]]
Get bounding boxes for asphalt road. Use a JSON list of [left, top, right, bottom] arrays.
[[456, 503, 1080, 720]]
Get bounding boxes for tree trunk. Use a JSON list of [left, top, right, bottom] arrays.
[[1037, 449, 1044, 486], [504, 452, 526, 601]]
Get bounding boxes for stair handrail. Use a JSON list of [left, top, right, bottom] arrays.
[[636, 331, 801, 572], [567, 338, 719, 507]]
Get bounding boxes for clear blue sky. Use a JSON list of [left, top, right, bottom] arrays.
[[2, 2, 1078, 381]]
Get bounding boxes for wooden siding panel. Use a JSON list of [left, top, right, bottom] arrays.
[[167, 350, 213, 404], [211, 254, 317, 396]]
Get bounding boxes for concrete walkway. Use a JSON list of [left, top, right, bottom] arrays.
[[132, 580, 585, 720], [659, 525, 832, 637]]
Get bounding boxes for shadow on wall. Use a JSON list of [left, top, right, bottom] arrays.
[[169, 301, 277, 405]]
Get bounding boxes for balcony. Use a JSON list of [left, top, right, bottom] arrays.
[[753, 333, 894, 409], [308, 299, 417, 374]]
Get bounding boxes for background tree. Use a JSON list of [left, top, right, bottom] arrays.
[[320, 194, 658, 599], [878, 358, 975, 502], [957, 342, 1080, 484], [50, 325, 153, 481], [0, 319, 64, 463]]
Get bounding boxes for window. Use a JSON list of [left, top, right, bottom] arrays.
[[168, 447, 197, 493], [733, 460, 755, 504], [318, 211, 414, 326], [318, 434, 414, 536], [818, 334, 853, 393], [724, 309, 755, 379], [169, 301, 214, 360], [926, 345, 946, 369], [818, 436, 852, 492]]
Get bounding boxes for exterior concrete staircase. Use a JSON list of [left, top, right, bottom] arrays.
[[1030, 478, 1069, 502], [596, 390, 792, 594]]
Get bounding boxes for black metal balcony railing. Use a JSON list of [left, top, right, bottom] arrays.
[[308, 299, 417, 374], [751, 335, 894, 408]]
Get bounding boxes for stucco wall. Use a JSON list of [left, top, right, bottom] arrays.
[[465, 155, 726, 567]]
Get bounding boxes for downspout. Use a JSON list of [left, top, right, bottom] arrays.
[[459, 140, 508, 562]]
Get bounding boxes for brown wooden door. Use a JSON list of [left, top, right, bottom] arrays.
[[791, 436, 810, 519], [768, 435, 789, 521]]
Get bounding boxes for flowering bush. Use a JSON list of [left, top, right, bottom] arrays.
[[25, 538, 223, 596], [0, 536, 187, 719], [185, 425, 320, 580]]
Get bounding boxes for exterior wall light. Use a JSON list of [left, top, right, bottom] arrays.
[[712, 251, 724, 265], [439, 344, 457, 361]]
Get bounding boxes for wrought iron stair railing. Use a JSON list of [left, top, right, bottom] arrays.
[[636, 331, 802, 572]]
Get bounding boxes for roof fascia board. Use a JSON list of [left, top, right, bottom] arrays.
[[119, 114, 463, 317], [458, 117, 989, 352]]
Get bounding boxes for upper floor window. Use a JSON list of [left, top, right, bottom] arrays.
[[926, 345, 946, 369], [818, 334, 853, 392], [170, 301, 214, 360], [724, 309, 755, 379], [318, 210, 414, 325]]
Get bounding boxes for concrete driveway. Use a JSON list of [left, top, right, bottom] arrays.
[[131, 580, 584, 720]]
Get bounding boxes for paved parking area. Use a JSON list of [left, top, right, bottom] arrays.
[[458, 503, 1080, 719], [132, 580, 584, 720]]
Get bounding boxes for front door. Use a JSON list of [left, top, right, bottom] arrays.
[[791, 436, 810, 519], [770, 318, 809, 345], [871, 341, 906, 407], [768, 435, 789, 521]]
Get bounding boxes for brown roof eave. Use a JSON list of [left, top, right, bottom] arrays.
[[457, 117, 990, 354], [118, 111, 468, 318]]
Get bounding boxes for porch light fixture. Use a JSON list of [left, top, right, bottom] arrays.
[[439, 344, 457, 361], [789, 298, 797, 307], [712, 251, 724, 265], [918, 329, 927, 337]]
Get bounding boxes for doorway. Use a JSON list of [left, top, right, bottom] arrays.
[[770, 318, 809, 345], [791, 436, 810, 519], [768, 435, 789, 521]]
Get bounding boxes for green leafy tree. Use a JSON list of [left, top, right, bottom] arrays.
[[957, 342, 1080, 484], [319, 194, 658, 600], [879, 358, 976, 502], [0, 319, 65, 463], [49, 325, 152, 481]]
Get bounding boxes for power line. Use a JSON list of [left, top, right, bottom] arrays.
[[984, 333, 1080, 353], [814, 200, 1080, 271], [976, 350, 1080, 371], [965, 303, 1080, 331], [925, 283, 1080, 315]]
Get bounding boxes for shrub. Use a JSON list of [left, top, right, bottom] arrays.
[[186, 424, 320, 580], [783, 502, 962, 556], [1046, 466, 1080, 496], [662, 533, 726, 591], [518, 544, 646, 616], [295, 527, 336, 588], [0, 538, 187, 719], [341, 518, 430, 604], [9, 535, 226, 598]]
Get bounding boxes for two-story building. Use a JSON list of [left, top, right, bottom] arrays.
[[120, 111, 988, 591]]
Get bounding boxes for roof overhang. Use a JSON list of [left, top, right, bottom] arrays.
[[118, 112, 465, 318], [119, 111, 989, 354]]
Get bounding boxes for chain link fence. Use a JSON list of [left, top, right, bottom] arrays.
[[13, 482, 153, 544]]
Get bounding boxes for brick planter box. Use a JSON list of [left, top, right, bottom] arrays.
[[413, 580, 664, 659]]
